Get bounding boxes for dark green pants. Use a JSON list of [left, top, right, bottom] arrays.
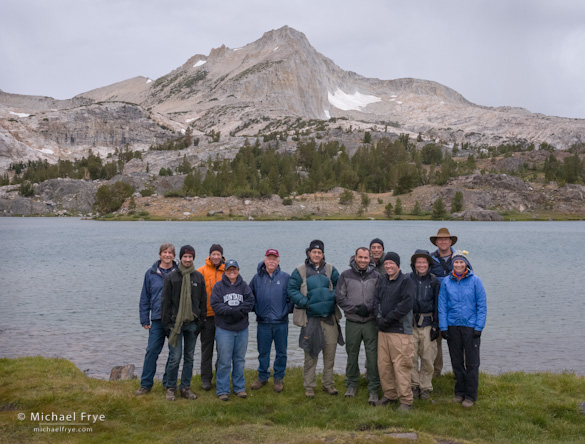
[[345, 320, 380, 393]]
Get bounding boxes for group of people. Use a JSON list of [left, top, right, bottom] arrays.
[[136, 227, 487, 411]]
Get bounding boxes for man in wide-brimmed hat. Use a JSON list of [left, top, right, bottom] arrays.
[[429, 227, 458, 377]]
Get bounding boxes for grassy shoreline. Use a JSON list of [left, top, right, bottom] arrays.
[[1, 357, 584, 443]]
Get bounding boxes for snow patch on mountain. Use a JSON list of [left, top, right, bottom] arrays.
[[328, 89, 381, 111]]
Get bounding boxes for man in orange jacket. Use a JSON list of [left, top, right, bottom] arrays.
[[197, 243, 225, 391]]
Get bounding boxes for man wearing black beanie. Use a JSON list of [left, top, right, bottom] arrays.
[[369, 238, 386, 276], [373, 251, 415, 411]]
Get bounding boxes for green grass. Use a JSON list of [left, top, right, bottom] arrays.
[[1, 357, 584, 443]]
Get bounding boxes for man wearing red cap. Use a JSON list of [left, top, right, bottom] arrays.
[[249, 249, 291, 393]]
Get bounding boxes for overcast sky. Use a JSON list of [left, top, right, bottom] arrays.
[[2, 0, 584, 118]]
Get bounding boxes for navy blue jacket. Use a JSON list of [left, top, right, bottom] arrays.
[[409, 269, 440, 328], [250, 262, 292, 324], [139, 260, 177, 326], [211, 273, 255, 332], [431, 247, 455, 283]]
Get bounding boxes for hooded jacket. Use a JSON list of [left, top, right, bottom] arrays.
[[409, 267, 440, 328], [373, 270, 415, 334], [197, 256, 225, 317], [438, 269, 487, 332], [287, 256, 339, 318], [161, 267, 207, 336], [431, 247, 456, 283], [335, 256, 380, 322], [250, 262, 292, 324], [139, 260, 178, 326], [210, 273, 255, 332]]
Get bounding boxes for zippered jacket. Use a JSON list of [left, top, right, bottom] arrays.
[[409, 269, 440, 328], [287, 259, 339, 318], [438, 269, 487, 331], [161, 268, 207, 335], [197, 257, 225, 317], [250, 262, 292, 324], [211, 273, 255, 332], [139, 260, 178, 326], [373, 271, 415, 334], [336, 256, 380, 322]]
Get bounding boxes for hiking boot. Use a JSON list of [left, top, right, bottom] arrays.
[[368, 392, 379, 405], [251, 379, 268, 390], [322, 386, 338, 395], [461, 399, 475, 408], [453, 396, 464, 403], [398, 403, 413, 412], [218, 394, 229, 401], [201, 381, 212, 391], [374, 397, 398, 407], [419, 389, 431, 400], [305, 389, 315, 398], [165, 388, 176, 401], [412, 386, 420, 399], [135, 387, 150, 396], [273, 379, 284, 393], [180, 387, 197, 400], [344, 386, 357, 398], [236, 391, 247, 398]]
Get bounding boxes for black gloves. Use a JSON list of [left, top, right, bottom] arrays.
[[473, 330, 482, 338], [430, 327, 440, 341], [356, 304, 369, 318], [376, 316, 387, 329], [441, 330, 449, 341]]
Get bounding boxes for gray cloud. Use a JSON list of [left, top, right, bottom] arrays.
[[1, 0, 584, 118]]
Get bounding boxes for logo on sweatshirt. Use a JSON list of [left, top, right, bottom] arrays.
[[224, 293, 243, 306]]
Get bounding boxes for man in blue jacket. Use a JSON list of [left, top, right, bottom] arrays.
[[136, 243, 177, 396], [250, 249, 291, 393]]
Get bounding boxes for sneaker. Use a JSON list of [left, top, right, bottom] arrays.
[[305, 389, 315, 398], [180, 387, 197, 400], [273, 379, 284, 393], [251, 379, 268, 390], [322, 386, 338, 395], [398, 403, 413, 411], [412, 386, 421, 399], [165, 388, 176, 401], [453, 396, 464, 403], [135, 387, 150, 396], [344, 387, 357, 398], [201, 381, 212, 391], [236, 391, 247, 398], [461, 399, 475, 408], [218, 394, 229, 401], [419, 389, 431, 400], [368, 392, 379, 405], [374, 397, 398, 407]]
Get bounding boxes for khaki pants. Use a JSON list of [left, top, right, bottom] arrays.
[[303, 319, 338, 390], [377, 332, 414, 405], [411, 326, 437, 391]]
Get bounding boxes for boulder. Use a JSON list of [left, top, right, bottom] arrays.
[[109, 364, 136, 381]]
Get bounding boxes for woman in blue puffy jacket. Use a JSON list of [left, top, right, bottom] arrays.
[[438, 250, 486, 408]]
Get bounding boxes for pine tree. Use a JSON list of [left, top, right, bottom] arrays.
[[431, 197, 448, 220], [451, 191, 464, 212], [395, 198, 402, 215], [384, 202, 393, 219]]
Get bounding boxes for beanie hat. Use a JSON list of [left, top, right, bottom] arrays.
[[307, 239, 324, 252], [179, 245, 195, 259], [452, 250, 471, 268], [369, 238, 384, 249], [383, 251, 400, 267], [209, 243, 223, 255]]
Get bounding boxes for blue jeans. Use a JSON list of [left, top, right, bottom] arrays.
[[257, 322, 288, 381], [165, 321, 198, 390], [215, 326, 248, 396], [140, 320, 167, 389]]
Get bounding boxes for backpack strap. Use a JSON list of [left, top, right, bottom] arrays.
[[297, 263, 333, 295]]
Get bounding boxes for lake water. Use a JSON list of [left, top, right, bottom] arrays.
[[1, 218, 584, 380]]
